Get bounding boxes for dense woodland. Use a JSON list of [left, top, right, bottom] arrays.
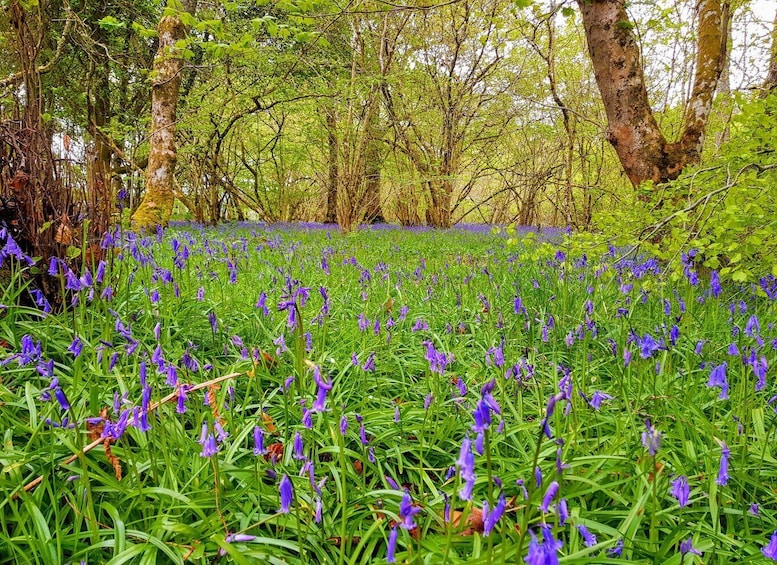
[[0, 0, 776, 280]]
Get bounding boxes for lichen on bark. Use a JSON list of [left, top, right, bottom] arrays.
[[131, 13, 188, 231]]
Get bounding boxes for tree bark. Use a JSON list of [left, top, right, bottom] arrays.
[[763, 7, 777, 95], [576, 0, 727, 186], [131, 3, 193, 230], [325, 107, 338, 223]]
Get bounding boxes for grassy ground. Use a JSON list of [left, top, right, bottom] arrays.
[[0, 222, 776, 564]]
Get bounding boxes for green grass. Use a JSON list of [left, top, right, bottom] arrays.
[[0, 223, 776, 564]]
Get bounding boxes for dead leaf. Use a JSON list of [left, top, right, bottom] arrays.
[[451, 507, 484, 535]]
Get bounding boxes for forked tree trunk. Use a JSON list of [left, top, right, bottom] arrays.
[[577, 0, 728, 186], [131, 3, 194, 230]]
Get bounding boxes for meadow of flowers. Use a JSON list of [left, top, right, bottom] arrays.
[[1, 222, 777, 564]]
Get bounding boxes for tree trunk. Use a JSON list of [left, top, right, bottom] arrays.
[[362, 98, 383, 223], [325, 107, 338, 223], [576, 0, 727, 186], [131, 3, 193, 230], [763, 7, 777, 95], [87, 62, 112, 239]]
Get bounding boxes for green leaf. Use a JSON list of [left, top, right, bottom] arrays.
[[97, 16, 126, 32]]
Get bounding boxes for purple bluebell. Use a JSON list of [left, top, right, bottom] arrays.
[[763, 531, 777, 560], [293, 431, 304, 459], [315, 497, 323, 523], [587, 390, 612, 410], [577, 525, 596, 547], [608, 538, 624, 557], [716, 442, 730, 486], [751, 355, 768, 391], [707, 363, 729, 400], [54, 388, 71, 411], [710, 270, 722, 297], [671, 475, 690, 507], [68, 337, 83, 358], [253, 426, 265, 455], [524, 526, 562, 565], [637, 333, 661, 358], [279, 474, 293, 513], [340, 414, 348, 435], [746, 315, 761, 338], [312, 366, 332, 412], [680, 538, 702, 556], [483, 492, 506, 536], [387, 526, 398, 563], [642, 420, 661, 456], [214, 421, 228, 443], [399, 492, 420, 530], [541, 481, 559, 513], [176, 385, 188, 414], [225, 533, 257, 544], [200, 433, 218, 458], [362, 352, 376, 372], [557, 498, 569, 525], [457, 437, 476, 501]]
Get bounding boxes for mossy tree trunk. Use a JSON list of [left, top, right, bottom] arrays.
[[131, 2, 195, 230], [577, 0, 728, 186]]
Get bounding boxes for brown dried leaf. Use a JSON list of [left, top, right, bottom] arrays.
[[451, 507, 484, 535]]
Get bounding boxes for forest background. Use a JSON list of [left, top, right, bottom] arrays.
[[1, 0, 776, 285]]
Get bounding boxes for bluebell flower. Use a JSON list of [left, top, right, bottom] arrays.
[[524, 526, 562, 565], [398, 492, 420, 530], [557, 498, 569, 525], [279, 474, 293, 513], [387, 525, 398, 563], [680, 538, 702, 556], [200, 433, 218, 458], [361, 352, 376, 372], [745, 315, 760, 338], [587, 390, 612, 410], [642, 420, 661, 456], [312, 365, 332, 412], [608, 538, 624, 557], [577, 525, 596, 547], [54, 387, 71, 411], [716, 441, 730, 486], [483, 492, 506, 536], [293, 431, 305, 459], [637, 333, 661, 358], [541, 481, 559, 513], [710, 270, 722, 297], [707, 363, 729, 400], [253, 426, 265, 455], [763, 531, 777, 560], [457, 436, 476, 501], [68, 337, 83, 358], [670, 475, 690, 507]]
